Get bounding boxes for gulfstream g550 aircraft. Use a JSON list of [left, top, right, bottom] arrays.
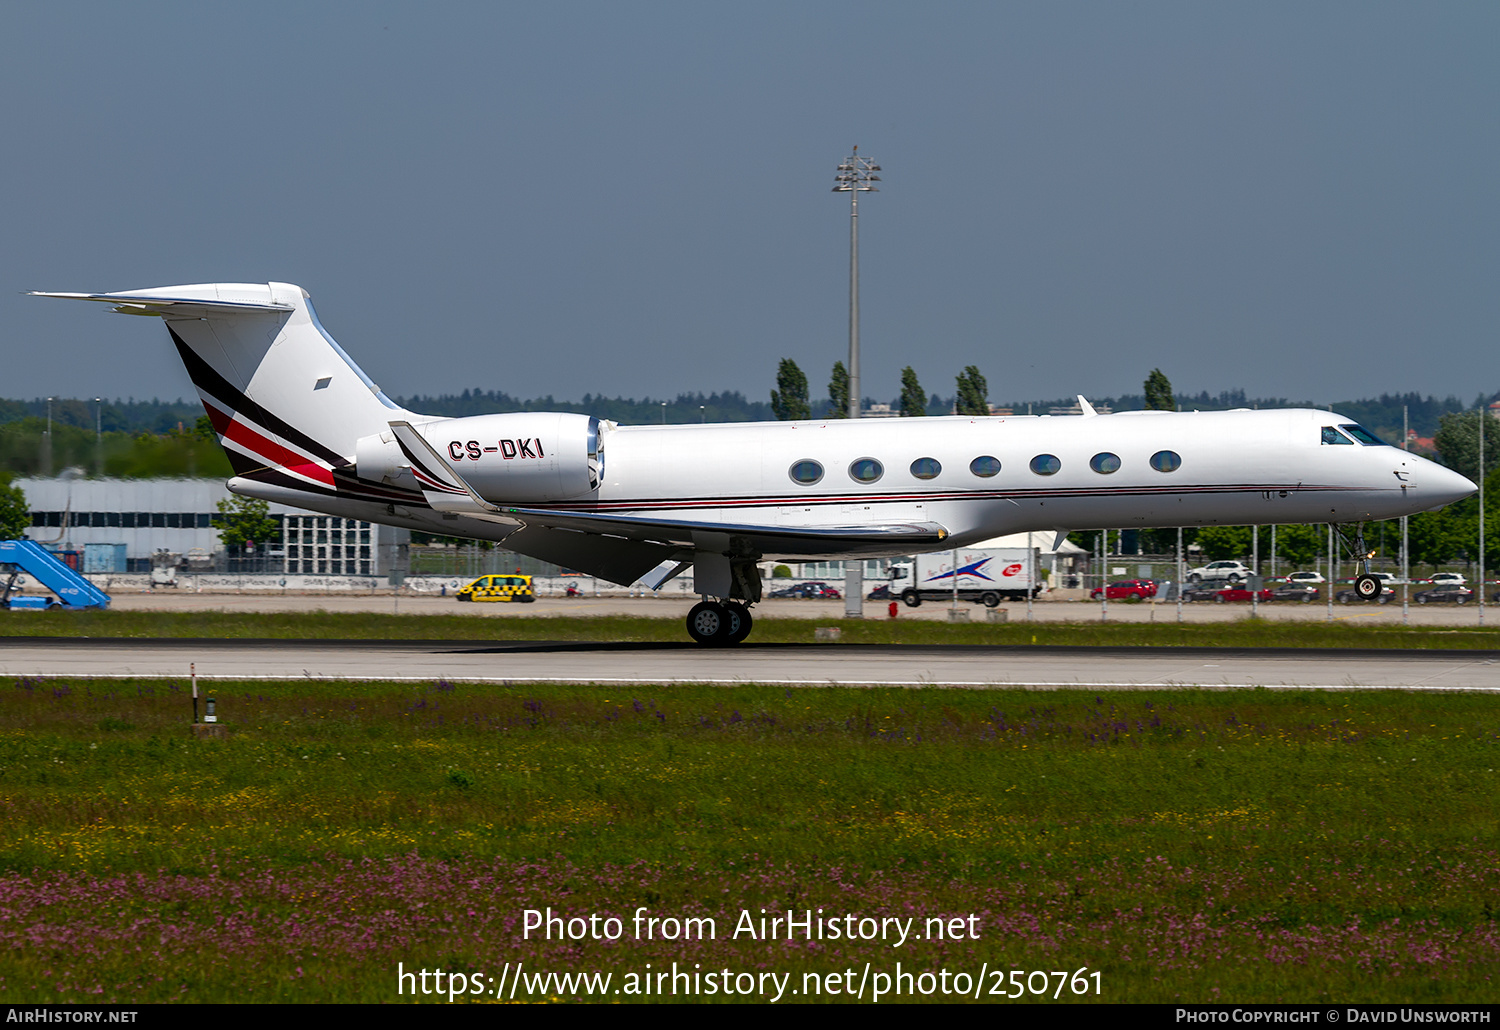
[[33, 282, 1476, 644]]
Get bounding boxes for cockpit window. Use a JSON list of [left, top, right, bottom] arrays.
[[1340, 423, 1389, 446], [1321, 426, 1353, 445]]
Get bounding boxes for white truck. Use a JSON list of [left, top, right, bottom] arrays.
[[887, 547, 1042, 608]]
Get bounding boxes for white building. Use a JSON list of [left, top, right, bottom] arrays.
[[15, 477, 407, 575]]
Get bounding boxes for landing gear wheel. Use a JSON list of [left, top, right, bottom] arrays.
[[981, 592, 1000, 608], [687, 601, 730, 645], [723, 602, 754, 645], [901, 589, 921, 608], [1354, 575, 1380, 601]]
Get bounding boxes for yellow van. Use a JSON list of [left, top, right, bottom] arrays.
[[456, 574, 535, 603]]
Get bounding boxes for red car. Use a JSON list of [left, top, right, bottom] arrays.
[[1212, 586, 1274, 603], [1090, 579, 1157, 600]]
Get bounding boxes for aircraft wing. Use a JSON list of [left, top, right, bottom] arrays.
[[388, 420, 948, 582]]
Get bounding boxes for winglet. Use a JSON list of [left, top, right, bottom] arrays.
[[387, 421, 519, 525], [1077, 395, 1098, 417], [1051, 529, 1070, 552]]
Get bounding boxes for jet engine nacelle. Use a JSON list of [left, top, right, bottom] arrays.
[[356, 412, 603, 502]]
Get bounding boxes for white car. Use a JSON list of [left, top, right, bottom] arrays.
[[1186, 560, 1252, 583], [1285, 571, 1326, 585], [1429, 572, 1467, 585]]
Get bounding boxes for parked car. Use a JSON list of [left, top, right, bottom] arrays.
[[866, 584, 890, 600], [1268, 583, 1319, 602], [1180, 584, 1227, 602], [1285, 571, 1326, 585], [1413, 584, 1473, 604], [1336, 587, 1392, 605], [1211, 586, 1274, 604], [1185, 561, 1252, 584], [1089, 579, 1157, 600], [770, 582, 842, 599], [1427, 572, 1467, 586]]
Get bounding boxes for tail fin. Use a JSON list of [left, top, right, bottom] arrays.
[[31, 283, 413, 490]]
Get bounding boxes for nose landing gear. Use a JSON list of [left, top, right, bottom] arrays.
[[1332, 523, 1382, 600]]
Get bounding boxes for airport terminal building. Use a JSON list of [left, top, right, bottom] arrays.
[[15, 477, 408, 576]]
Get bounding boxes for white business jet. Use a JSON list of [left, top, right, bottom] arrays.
[[32, 283, 1476, 644]]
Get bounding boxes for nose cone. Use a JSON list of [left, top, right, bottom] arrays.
[[1419, 461, 1478, 510]]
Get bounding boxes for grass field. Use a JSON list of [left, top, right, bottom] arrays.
[[3, 607, 1500, 650], [2, 674, 1498, 1003]]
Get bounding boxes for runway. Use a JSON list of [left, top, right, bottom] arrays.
[[4, 637, 1499, 690]]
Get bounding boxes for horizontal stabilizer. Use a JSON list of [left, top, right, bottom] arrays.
[[28, 289, 294, 316]]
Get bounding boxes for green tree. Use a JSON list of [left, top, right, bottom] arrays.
[[211, 495, 280, 551], [1432, 410, 1500, 486], [1195, 525, 1252, 561], [954, 366, 989, 417], [827, 361, 850, 419], [1270, 524, 1323, 568], [1144, 368, 1175, 411], [898, 367, 926, 418], [770, 359, 809, 421], [0, 473, 28, 540]]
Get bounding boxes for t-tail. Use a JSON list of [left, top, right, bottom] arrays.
[[30, 282, 420, 504]]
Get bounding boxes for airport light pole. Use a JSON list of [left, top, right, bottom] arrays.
[[833, 146, 880, 619]]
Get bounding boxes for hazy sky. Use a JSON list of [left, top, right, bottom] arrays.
[[3, 2, 1496, 410]]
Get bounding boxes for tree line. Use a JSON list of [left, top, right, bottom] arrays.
[[772, 360, 992, 419]]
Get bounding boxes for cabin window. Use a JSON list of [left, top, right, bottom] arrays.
[[969, 455, 1001, 478], [1029, 454, 1061, 476], [849, 458, 884, 483], [788, 460, 824, 485], [1089, 452, 1121, 474], [910, 457, 942, 480], [1321, 426, 1354, 445], [1150, 450, 1182, 473], [1340, 423, 1389, 446]]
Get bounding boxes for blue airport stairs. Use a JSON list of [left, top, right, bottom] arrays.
[[0, 538, 111, 609]]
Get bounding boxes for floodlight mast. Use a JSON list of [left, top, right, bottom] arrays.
[[833, 146, 880, 618], [833, 146, 880, 419]]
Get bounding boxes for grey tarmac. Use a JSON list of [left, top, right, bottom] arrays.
[[2, 637, 1498, 690]]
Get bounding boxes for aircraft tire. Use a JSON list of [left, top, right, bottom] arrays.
[[981, 592, 1000, 608], [1354, 575, 1380, 600], [686, 601, 730, 645], [724, 602, 753, 645], [901, 590, 921, 608]]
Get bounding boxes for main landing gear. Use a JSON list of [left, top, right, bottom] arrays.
[[1332, 523, 1382, 601], [686, 599, 754, 646]]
